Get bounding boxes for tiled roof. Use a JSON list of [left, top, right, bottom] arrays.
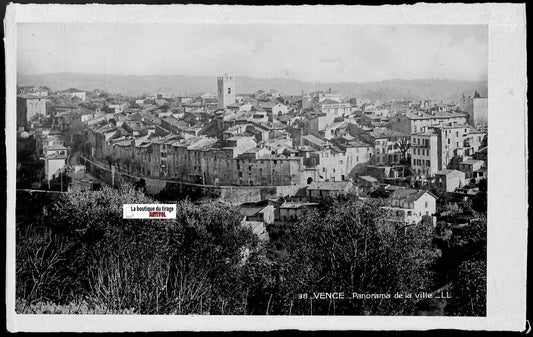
[[358, 175, 378, 182], [320, 98, 342, 104], [388, 189, 436, 202], [61, 88, 84, 93], [302, 134, 328, 148], [403, 111, 468, 120], [436, 169, 464, 176], [280, 202, 320, 209], [239, 206, 265, 217], [369, 127, 405, 139], [346, 141, 371, 148]]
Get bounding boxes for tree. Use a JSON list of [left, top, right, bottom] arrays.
[[395, 137, 410, 160], [134, 178, 146, 192], [433, 216, 487, 316], [18, 184, 259, 314], [104, 155, 114, 170], [43, 172, 71, 191], [247, 198, 440, 315]]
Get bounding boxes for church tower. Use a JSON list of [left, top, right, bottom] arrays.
[[217, 74, 235, 109]]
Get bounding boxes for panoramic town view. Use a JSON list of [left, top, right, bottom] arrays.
[[15, 23, 488, 316]]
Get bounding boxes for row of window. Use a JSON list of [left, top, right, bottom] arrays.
[[414, 148, 429, 156], [413, 159, 431, 167], [412, 137, 430, 147]]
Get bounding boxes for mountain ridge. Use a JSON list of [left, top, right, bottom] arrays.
[[17, 73, 488, 102]]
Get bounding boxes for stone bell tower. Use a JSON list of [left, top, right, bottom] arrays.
[[217, 74, 235, 109]]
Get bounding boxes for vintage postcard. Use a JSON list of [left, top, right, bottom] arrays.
[[4, 3, 527, 332]]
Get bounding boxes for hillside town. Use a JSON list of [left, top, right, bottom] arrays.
[[16, 75, 488, 236]]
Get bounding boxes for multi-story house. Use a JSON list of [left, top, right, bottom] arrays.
[[315, 146, 347, 182], [17, 95, 49, 128], [459, 159, 486, 182], [44, 145, 68, 181], [382, 189, 437, 225], [363, 127, 406, 165], [410, 122, 475, 179], [435, 169, 466, 193], [60, 88, 87, 102], [307, 181, 354, 201], [410, 130, 439, 177], [388, 110, 468, 135], [319, 100, 351, 117], [460, 92, 488, 129], [344, 141, 374, 175]]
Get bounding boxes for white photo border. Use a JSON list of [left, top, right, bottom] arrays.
[[4, 3, 527, 332]]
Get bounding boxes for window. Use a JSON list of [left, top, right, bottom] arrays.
[[228, 87, 231, 94], [426, 160, 430, 166], [238, 172, 242, 177], [425, 201, 428, 208], [447, 138, 450, 145], [456, 131, 459, 137]]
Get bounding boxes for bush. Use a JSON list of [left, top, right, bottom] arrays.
[[16, 184, 259, 314]]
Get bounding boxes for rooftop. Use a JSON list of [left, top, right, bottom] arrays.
[[302, 134, 328, 148], [280, 202, 320, 209], [358, 175, 378, 182], [460, 159, 485, 165], [239, 206, 265, 217], [369, 127, 405, 139], [436, 169, 464, 176], [388, 189, 436, 202], [60, 88, 85, 93], [403, 111, 468, 120]]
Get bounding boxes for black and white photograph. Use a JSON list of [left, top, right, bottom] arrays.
[[5, 3, 527, 332]]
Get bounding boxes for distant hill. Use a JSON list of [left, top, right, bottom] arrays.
[[17, 73, 487, 103]]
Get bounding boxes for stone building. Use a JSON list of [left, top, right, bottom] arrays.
[[217, 74, 236, 109], [388, 111, 468, 135]]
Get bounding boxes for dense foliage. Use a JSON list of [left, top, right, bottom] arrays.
[[16, 185, 486, 315], [17, 185, 258, 314]]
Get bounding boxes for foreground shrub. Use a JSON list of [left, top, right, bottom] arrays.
[[16, 184, 258, 314]]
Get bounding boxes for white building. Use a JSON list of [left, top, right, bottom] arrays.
[[382, 189, 437, 225], [44, 145, 68, 181], [61, 89, 86, 102]]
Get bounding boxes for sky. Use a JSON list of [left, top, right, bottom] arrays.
[[17, 24, 488, 83]]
